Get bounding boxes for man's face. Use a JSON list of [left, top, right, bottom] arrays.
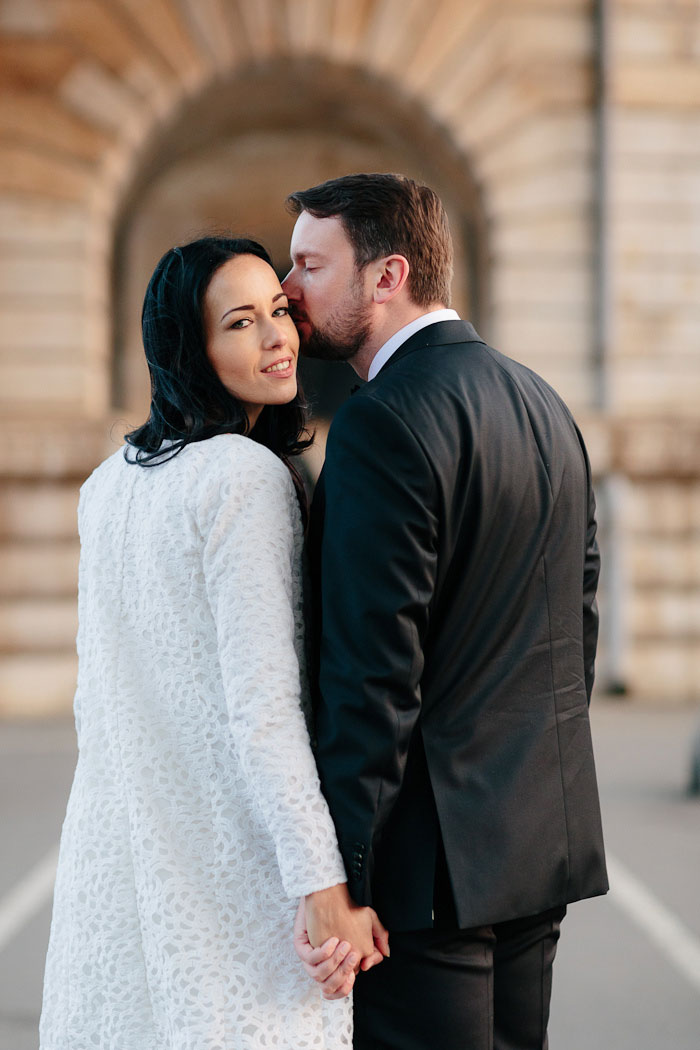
[[283, 212, 373, 361]]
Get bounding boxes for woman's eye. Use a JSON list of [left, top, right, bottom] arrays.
[[272, 306, 289, 317], [229, 318, 251, 329]]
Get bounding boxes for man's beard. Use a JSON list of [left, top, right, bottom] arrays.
[[295, 280, 373, 362], [299, 316, 372, 362]]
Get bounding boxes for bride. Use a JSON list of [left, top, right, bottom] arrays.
[[40, 236, 387, 1050]]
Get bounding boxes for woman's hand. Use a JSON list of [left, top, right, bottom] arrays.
[[305, 883, 389, 968]]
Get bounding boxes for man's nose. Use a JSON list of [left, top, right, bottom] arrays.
[[281, 268, 297, 298]]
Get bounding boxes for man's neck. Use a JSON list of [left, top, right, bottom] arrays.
[[349, 304, 446, 381]]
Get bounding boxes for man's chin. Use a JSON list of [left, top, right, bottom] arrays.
[[299, 334, 357, 363]]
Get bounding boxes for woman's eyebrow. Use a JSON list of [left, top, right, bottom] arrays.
[[220, 293, 287, 323]]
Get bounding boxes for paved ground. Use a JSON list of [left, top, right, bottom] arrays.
[[1, 699, 699, 1049], [549, 701, 700, 1050]]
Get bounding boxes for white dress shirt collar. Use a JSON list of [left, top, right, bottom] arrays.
[[367, 309, 461, 381]]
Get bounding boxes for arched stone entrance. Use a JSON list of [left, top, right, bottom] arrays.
[[111, 59, 488, 426], [3, 0, 699, 713]]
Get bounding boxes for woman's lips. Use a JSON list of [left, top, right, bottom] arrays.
[[262, 358, 295, 377]]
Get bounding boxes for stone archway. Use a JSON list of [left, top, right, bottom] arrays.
[[12, 0, 700, 709], [2, 0, 599, 715], [111, 59, 489, 428]]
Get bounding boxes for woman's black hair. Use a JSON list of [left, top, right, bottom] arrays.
[[124, 236, 312, 474]]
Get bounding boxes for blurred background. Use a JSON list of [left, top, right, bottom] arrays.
[[0, 0, 699, 715], [0, 0, 699, 1047]]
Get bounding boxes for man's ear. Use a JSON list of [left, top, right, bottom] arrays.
[[372, 255, 410, 304]]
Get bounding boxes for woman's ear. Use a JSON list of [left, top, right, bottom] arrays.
[[371, 255, 410, 305]]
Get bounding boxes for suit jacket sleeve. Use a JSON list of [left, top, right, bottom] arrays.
[[314, 393, 439, 904], [579, 433, 600, 704]]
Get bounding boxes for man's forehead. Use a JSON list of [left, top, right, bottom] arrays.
[[291, 212, 350, 255]]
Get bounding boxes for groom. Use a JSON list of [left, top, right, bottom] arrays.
[[285, 173, 608, 1049]]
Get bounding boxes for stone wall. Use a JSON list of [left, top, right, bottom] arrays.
[[0, 0, 698, 713], [610, 0, 700, 699]]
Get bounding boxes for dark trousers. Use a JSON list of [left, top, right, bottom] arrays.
[[353, 906, 566, 1050]]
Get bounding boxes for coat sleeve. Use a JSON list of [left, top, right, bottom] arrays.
[[314, 394, 439, 905], [578, 431, 600, 704], [197, 442, 346, 899]]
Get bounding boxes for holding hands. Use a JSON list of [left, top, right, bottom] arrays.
[[293, 884, 389, 999]]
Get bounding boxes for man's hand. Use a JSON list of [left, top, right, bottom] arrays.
[[302, 883, 389, 977], [293, 899, 360, 999]]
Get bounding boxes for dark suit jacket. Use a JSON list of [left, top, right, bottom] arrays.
[[308, 320, 608, 931]]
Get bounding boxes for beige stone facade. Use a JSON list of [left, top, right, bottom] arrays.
[[0, 0, 699, 715]]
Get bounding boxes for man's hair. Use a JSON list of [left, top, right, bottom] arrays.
[[286, 173, 454, 308]]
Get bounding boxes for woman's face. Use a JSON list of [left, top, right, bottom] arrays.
[[203, 254, 300, 427]]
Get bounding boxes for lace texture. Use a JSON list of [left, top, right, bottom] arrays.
[[40, 435, 351, 1050]]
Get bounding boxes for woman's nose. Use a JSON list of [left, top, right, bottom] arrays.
[[262, 317, 288, 348]]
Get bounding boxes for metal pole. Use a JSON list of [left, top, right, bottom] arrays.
[[593, 0, 611, 415], [593, 0, 627, 694]]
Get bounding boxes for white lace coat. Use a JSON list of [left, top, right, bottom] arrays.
[[40, 435, 352, 1050]]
